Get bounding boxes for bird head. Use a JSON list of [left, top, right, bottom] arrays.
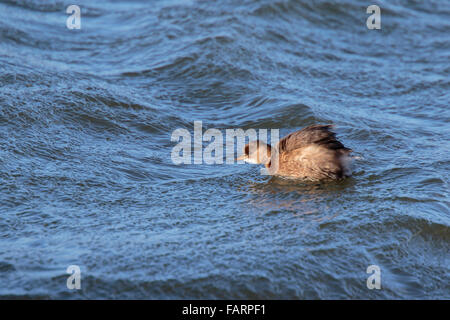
[[237, 140, 272, 165]]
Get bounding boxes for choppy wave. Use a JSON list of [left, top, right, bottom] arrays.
[[0, 0, 449, 299]]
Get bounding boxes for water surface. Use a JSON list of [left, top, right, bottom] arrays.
[[0, 0, 449, 299]]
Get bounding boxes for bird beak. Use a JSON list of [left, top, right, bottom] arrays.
[[236, 154, 247, 161]]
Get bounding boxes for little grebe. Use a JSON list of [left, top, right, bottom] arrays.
[[237, 124, 353, 181]]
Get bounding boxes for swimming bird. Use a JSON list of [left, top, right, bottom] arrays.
[[237, 124, 353, 181]]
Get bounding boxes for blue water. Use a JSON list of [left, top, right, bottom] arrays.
[[0, 0, 449, 299]]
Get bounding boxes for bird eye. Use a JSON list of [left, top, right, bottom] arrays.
[[244, 145, 249, 154]]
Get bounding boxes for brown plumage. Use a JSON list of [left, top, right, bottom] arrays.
[[237, 124, 353, 181]]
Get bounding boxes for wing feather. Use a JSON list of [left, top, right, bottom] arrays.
[[277, 124, 352, 154]]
